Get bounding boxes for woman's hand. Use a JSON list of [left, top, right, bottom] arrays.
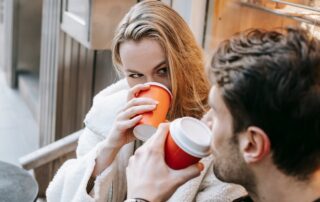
[[107, 83, 159, 147], [93, 83, 158, 176], [126, 123, 203, 202]]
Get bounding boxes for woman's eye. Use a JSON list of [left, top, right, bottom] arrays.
[[157, 67, 168, 76], [129, 73, 143, 78]]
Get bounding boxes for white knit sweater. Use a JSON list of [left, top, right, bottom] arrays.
[[46, 79, 247, 202]]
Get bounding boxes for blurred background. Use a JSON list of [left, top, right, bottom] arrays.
[[0, 0, 318, 200]]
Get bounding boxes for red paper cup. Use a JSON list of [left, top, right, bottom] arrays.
[[133, 82, 172, 141], [165, 117, 211, 170]]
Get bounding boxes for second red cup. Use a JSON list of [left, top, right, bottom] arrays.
[[165, 117, 211, 170]]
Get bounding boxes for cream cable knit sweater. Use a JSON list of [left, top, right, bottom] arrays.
[[46, 79, 247, 202]]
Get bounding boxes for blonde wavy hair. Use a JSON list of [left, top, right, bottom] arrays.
[[112, 0, 210, 120]]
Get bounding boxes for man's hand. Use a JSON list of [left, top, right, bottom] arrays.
[[126, 123, 204, 202]]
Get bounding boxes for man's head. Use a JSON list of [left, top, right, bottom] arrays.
[[208, 28, 320, 190]]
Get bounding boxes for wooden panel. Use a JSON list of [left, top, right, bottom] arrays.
[[76, 47, 94, 126], [93, 50, 119, 95], [34, 151, 76, 197], [55, 33, 94, 140], [54, 30, 66, 143], [61, 35, 76, 135], [204, 0, 300, 53], [34, 163, 52, 198]]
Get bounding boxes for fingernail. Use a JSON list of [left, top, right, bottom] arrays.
[[197, 163, 204, 171], [149, 105, 156, 108]]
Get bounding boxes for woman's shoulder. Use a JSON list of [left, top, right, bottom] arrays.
[[84, 79, 129, 136]]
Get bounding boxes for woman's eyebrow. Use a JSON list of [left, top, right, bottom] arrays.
[[153, 60, 167, 71], [125, 69, 141, 74], [125, 60, 167, 73]]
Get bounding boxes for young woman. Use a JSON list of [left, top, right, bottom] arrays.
[[46, 1, 246, 201]]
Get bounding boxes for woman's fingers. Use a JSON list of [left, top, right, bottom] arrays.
[[116, 115, 143, 131], [128, 84, 150, 100], [118, 104, 156, 120], [122, 97, 158, 111]]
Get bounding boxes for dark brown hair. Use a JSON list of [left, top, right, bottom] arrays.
[[210, 27, 320, 180]]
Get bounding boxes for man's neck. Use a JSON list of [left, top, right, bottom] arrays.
[[248, 166, 320, 202]]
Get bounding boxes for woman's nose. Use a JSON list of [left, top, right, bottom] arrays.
[[146, 76, 155, 83]]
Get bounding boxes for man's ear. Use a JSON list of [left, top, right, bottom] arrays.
[[238, 126, 271, 163]]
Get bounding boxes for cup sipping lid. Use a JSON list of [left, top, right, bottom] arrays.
[[169, 117, 211, 158], [144, 82, 173, 99]]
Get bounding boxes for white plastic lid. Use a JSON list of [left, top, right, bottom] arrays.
[[144, 82, 173, 99], [133, 124, 157, 141], [169, 117, 211, 158]]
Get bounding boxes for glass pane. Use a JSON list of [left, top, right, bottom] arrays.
[[67, 0, 88, 21]]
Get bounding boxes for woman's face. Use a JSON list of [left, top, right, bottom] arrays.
[[119, 38, 171, 90]]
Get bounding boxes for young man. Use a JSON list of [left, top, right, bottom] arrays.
[[124, 28, 320, 202]]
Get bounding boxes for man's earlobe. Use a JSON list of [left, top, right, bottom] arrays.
[[239, 126, 271, 163]]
